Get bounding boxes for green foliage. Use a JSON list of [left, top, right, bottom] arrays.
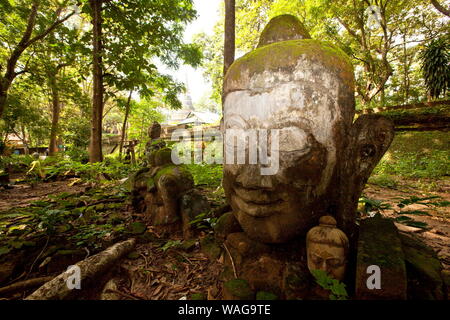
[[65, 147, 89, 163], [37, 209, 74, 235], [186, 163, 223, 187], [397, 195, 441, 208], [161, 239, 182, 252], [0, 154, 139, 183], [1, 0, 202, 162], [420, 36, 450, 99], [198, 0, 447, 106], [88, 0, 202, 108], [69, 224, 114, 249], [390, 195, 450, 229], [359, 196, 392, 214], [43, 156, 139, 181], [368, 174, 398, 189], [189, 211, 218, 230], [371, 131, 450, 182], [311, 269, 348, 300], [394, 216, 429, 229], [0, 184, 130, 257]]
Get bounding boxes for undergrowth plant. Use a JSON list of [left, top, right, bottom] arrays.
[[311, 269, 348, 300]]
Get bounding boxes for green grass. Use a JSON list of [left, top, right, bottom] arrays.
[[370, 131, 449, 188]]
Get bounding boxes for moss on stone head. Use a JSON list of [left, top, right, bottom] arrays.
[[152, 147, 173, 166], [224, 39, 354, 95], [258, 14, 311, 48], [154, 165, 176, 181], [146, 176, 155, 191]]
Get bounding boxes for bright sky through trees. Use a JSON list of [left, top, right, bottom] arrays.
[[164, 0, 221, 106]]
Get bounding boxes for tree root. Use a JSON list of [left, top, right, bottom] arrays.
[[25, 238, 136, 300], [0, 276, 55, 297]]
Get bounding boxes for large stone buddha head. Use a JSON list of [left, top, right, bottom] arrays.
[[222, 15, 393, 244]]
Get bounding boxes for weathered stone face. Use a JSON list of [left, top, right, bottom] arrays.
[[219, 15, 395, 300], [223, 14, 394, 247], [223, 38, 355, 243], [306, 216, 349, 280]]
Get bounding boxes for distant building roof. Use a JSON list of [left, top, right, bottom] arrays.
[[6, 134, 25, 145], [160, 108, 220, 125], [178, 111, 220, 125]]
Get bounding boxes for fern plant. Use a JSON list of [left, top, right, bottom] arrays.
[[420, 37, 450, 99]]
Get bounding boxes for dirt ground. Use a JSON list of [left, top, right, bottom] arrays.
[[363, 178, 450, 273], [0, 178, 86, 212]]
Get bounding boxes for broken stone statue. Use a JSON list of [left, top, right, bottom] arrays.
[[218, 14, 394, 299], [131, 122, 209, 238]]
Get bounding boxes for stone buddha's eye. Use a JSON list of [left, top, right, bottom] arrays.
[[310, 254, 323, 266], [224, 116, 249, 157], [326, 258, 343, 268], [276, 127, 310, 153], [224, 115, 247, 130], [361, 143, 376, 158]]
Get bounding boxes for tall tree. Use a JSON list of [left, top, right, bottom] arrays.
[[80, 0, 201, 162], [48, 64, 64, 156], [0, 0, 76, 119], [223, 0, 236, 77], [118, 90, 133, 159], [88, 0, 104, 162]]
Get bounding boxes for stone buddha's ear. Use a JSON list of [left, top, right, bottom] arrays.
[[352, 114, 394, 180], [336, 114, 394, 239]]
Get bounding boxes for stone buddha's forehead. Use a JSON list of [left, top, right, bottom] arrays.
[[224, 52, 347, 148], [224, 41, 355, 139]]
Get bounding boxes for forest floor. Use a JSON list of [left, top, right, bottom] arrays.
[[0, 174, 449, 300], [363, 177, 450, 273]]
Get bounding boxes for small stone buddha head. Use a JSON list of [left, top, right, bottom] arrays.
[[306, 215, 349, 280], [148, 121, 162, 140]]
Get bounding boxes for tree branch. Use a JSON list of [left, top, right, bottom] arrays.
[[26, 10, 76, 48], [430, 0, 450, 17], [336, 16, 363, 46], [4, 2, 39, 81]]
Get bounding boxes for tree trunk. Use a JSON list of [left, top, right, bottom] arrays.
[[48, 77, 60, 156], [88, 0, 104, 163], [0, 83, 8, 119], [223, 0, 235, 78], [21, 126, 29, 155], [119, 90, 133, 160], [431, 0, 450, 17]]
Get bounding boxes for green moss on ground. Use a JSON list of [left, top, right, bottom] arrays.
[[256, 291, 278, 300], [223, 279, 254, 299]]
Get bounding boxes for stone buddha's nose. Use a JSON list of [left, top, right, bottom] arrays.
[[235, 164, 276, 190]]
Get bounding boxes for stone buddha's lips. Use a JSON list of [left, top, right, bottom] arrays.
[[234, 186, 280, 203], [232, 188, 283, 218]]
